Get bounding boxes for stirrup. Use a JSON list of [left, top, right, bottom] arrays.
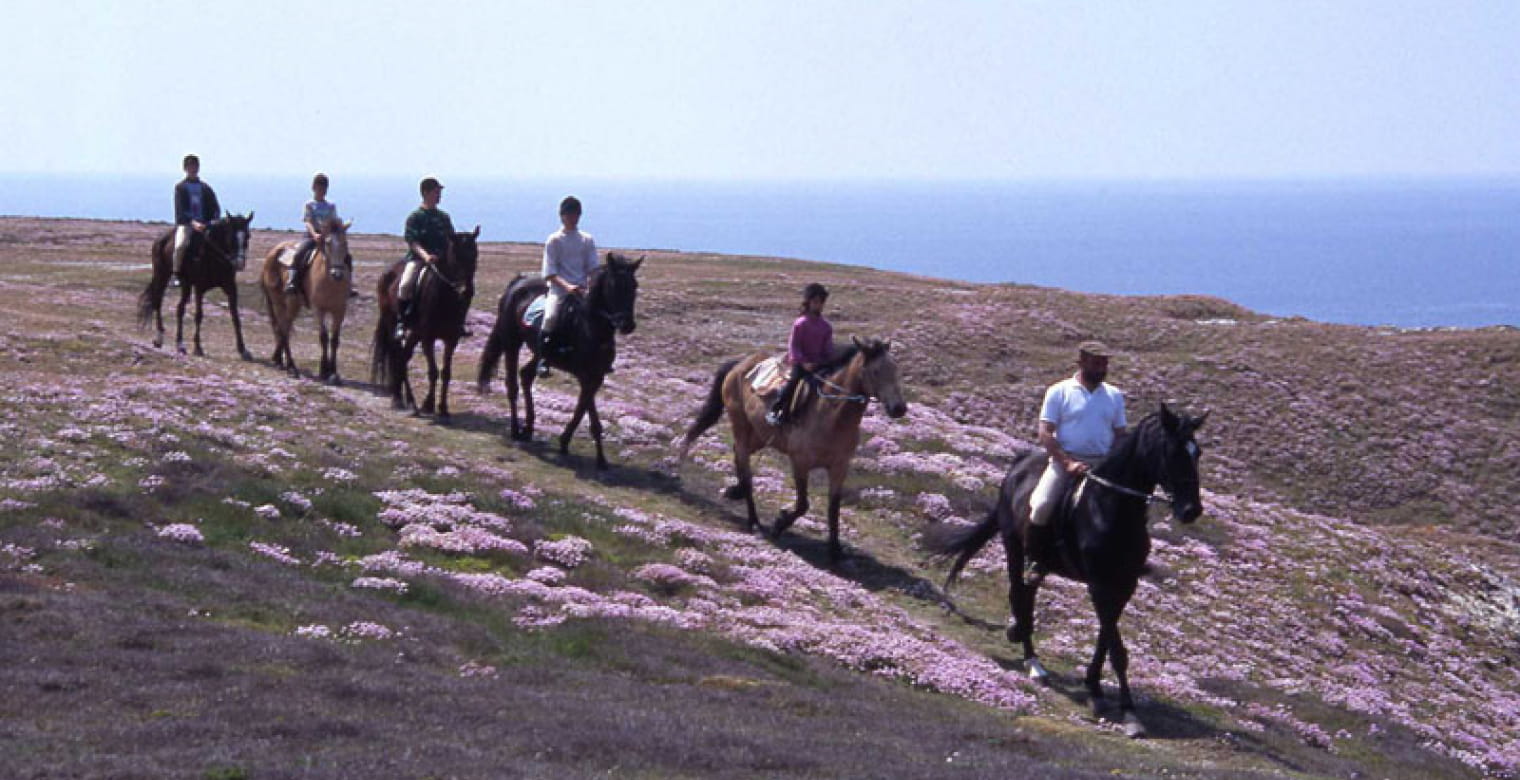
[[535, 358, 551, 377], [169, 274, 182, 288], [765, 409, 784, 427]]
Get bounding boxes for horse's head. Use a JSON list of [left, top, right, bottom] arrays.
[[450, 225, 481, 280], [593, 252, 642, 335], [212, 211, 254, 271], [1154, 403, 1207, 524], [321, 218, 351, 280], [852, 335, 908, 419]]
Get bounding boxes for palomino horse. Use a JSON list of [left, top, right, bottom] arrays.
[[477, 253, 642, 470], [136, 213, 255, 359], [259, 220, 353, 384], [924, 404, 1206, 738], [680, 338, 908, 561], [370, 227, 479, 421]]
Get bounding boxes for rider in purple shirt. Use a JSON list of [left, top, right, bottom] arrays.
[[767, 282, 834, 426]]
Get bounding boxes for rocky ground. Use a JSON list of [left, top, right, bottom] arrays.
[[1, 216, 1517, 779]]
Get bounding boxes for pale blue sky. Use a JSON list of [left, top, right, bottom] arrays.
[[4, 0, 1517, 180]]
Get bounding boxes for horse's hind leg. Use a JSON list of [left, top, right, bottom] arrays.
[[1004, 518, 1050, 682], [326, 313, 345, 386], [725, 433, 761, 532], [823, 461, 851, 561], [518, 366, 539, 440], [419, 341, 439, 415]]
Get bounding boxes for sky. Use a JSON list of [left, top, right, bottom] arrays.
[[4, 0, 1518, 181]]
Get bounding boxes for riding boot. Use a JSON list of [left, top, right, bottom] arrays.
[[394, 299, 413, 342], [284, 261, 303, 294], [1025, 522, 1052, 576]]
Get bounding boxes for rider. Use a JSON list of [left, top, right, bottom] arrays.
[[1027, 341, 1129, 556], [766, 282, 834, 427], [536, 195, 598, 377], [170, 154, 221, 288], [285, 172, 343, 294], [395, 176, 455, 340]]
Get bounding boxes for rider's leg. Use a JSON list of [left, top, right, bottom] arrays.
[[536, 291, 563, 377], [170, 225, 191, 286], [395, 259, 421, 339], [286, 239, 314, 293], [766, 365, 806, 426]]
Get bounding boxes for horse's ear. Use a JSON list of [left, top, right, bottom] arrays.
[[851, 335, 863, 350], [632, 255, 645, 271], [472, 225, 481, 238], [247, 210, 255, 223], [1193, 409, 1210, 429], [343, 219, 354, 231], [1160, 402, 1180, 432]]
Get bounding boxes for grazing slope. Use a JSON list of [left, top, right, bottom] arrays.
[[1, 217, 1516, 778]]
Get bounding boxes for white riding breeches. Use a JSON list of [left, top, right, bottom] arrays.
[[172, 225, 192, 273], [398, 259, 423, 300], [1029, 456, 1100, 526]]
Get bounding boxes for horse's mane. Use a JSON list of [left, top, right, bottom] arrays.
[[1094, 412, 1161, 478], [819, 344, 860, 376]]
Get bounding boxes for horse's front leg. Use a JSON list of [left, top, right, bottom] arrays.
[[226, 283, 252, 361], [175, 287, 191, 354], [770, 459, 810, 541], [317, 314, 332, 381], [506, 343, 526, 439], [577, 380, 608, 469], [326, 312, 345, 386], [518, 364, 538, 440], [437, 339, 457, 422], [192, 290, 207, 357], [822, 461, 849, 561], [560, 381, 591, 458], [1089, 581, 1144, 737], [419, 340, 439, 415], [723, 431, 761, 532]]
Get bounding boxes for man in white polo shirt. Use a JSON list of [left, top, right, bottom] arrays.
[[1029, 341, 1129, 540]]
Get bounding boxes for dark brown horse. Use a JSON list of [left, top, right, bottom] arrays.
[[370, 227, 479, 421], [136, 213, 255, 359], [924, 404, 1206, 737], [680, 338, 908, 561], [476, 253, 642, 469]]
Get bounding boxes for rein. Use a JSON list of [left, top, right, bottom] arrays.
[[814, 373, 870, 404], [1085, 473, 1172, 506]]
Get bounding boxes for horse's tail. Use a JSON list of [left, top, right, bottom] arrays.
[[922, 507, 1002, 591], [371, 267, 400, 385], [136, 234, 170, 328], [679, 358, 740, 458], [477, 281, 523, 393]]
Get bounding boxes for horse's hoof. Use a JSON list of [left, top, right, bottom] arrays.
[[437, 413, 452, 425], [152, 338, 163, 349], [1025, 658, 1050, 684], [1122, 711, 1147, 739], [193, 348, 206, 358], [595, 458, 610, 471], [240, 350, 253, 361], [721, 483, 749, 501], [176, 345, 187, 355], [328, 376, 342, 387]]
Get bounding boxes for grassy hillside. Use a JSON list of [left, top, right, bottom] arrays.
[[1, 217, 1517, 779]]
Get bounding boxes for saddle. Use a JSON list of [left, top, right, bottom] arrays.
[[1023, 458, 1093, 576], [746, 355, 821, 420], [522, 292, 581, 358]]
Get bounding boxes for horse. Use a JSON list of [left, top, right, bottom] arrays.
[[370, 227, 480, 421], [679, 337, 908, 561], [136, 213, 256, 359], [258, 220, 353, 384], [476, 253, 642, 470], [923, 404, 1207, 738]]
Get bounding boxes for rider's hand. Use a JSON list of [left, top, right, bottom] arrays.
[[1064, 459, 1090, 477], [570, 284, 585, 296], [192, 221, 206, 232]]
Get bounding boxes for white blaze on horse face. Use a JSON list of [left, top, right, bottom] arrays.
[[234, 230, 249, 270], [1185, 440, 1199, 461]]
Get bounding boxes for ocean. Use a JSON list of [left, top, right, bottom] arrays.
[[3, 174, 1516, 329]]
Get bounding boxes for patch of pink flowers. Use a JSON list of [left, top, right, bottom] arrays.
[[535, 536, 593, 568], [156, 523, 204, 544], [249, 541, 300, 566]]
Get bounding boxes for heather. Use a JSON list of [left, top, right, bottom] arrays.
[[1, 217, 1516, 778]]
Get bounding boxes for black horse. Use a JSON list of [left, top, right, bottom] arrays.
[[924, 404, 1206, 737], [136, 213, 256, 358], [371, 227, 480, 421], [477, 253, 642, 469]]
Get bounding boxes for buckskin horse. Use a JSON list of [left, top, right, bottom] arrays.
[[476, 253, 642, 470], [924, 404, 1207, 737], [136, 213, 256, 359], [680, 338, 908, 561], [370, 227, 479, 420], [259, 220, 353, 384]]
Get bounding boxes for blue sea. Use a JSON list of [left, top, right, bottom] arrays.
[[3, 174, 1517, 329]]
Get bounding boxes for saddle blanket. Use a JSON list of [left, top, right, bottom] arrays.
[[746, 355, 789, 396], [521, 295, 547, 329], [274, 245, 299, 267]]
